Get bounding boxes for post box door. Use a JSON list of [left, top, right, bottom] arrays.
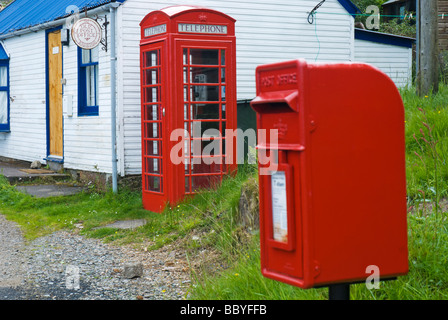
[[141, 41, 168, 212], [175, 41, 235, 195]]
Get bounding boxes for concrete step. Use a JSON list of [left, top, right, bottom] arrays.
[[0, 162, 71, 184], [0, 160, 85, 198]]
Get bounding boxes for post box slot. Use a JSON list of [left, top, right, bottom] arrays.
[[251, 90, 299, 113]]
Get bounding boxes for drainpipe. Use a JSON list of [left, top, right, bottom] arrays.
[[110, 1, 119, 193]]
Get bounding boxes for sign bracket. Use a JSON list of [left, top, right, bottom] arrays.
[[93, 15, 109, 52]]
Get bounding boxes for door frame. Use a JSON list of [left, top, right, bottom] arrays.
[[141, 40, 169, 212], [45, 26, 64, 162]]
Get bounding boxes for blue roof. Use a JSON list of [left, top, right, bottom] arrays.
[[0, 0, 125, 36], [0, 0, 360, 36], [355, 28, 415, 48], [0, 43, 8, 59]]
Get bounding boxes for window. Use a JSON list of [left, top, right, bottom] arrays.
[[78, 46, 99, 116], [0, 59, 9, 132]]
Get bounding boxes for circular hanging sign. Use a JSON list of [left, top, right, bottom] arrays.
[[71, 18, 102, 49]]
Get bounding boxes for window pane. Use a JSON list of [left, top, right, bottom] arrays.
[[190, 49, 219, 65], [191, 157, 222, 174], [91, 46, 99, 63], [86, 65, 98, 106], [221, 49, 225, 65], [221, 68, 225, 83], [192, 104, 220, 120], [191, 85, 220, 101], [145, 87, 159, 103], [145, 122, 159, 138], [146, 158, 161, 174], [146, 69, 159, 85], [144, 104, 160, 121], [145, 140, 161, 156], [145, 175, 162, 192], [0, 91, 7, 124], [0, 67, 6, 86], [145, 50, 158, 67], [82, 49, 90, 64], [191, 67, 219, 83]]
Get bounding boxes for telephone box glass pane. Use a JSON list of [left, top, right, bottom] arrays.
[[185, 177, 190, 193], [222, 104, 226, 119], [192, 139, 222, 156], [190, 49, 219, 65], [221, 68, 226, 83], [145, 122, 159, 138], [145, 140, 161, 156], [191, 67, 219, 83], [191, 85, 219, 101], [146, 69, 159, 85], [146, 87, 159, 103], [220, 49, 225, 65], [192, 104, 220, 120], [145, 51, 159, 67], [144, 105, 160, 121], [146, 176, 162, 192], [146, 158, 161, 174], [191, 157, 222, 174]]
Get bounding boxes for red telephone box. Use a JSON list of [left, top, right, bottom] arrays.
[[251, 59, 408, 290], [140, 6, 237, 213]]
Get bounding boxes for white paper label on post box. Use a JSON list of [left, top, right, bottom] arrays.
[[271, 171, 288, 243]]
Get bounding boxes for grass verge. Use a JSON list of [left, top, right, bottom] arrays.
[[1, 85, 448, 300]]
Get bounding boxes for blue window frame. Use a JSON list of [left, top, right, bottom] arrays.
[[0, 58, 10, 132], [78, 46, 99, 116]]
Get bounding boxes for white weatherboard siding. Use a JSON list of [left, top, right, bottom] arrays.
[[62, 11, 114, 174], [0, 13, 116, 174], [0, 31, 47, 162], [354, 39, 412, 88], [117, 0, 355, 175]]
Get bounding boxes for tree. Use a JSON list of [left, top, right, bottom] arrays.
[[416, 0, 439, 95]]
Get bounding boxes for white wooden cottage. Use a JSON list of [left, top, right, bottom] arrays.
[[0, 0, 414, 186]]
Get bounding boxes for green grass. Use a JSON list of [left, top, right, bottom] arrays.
[[1, 85, 448, 300], [190, 84, 448, 300]]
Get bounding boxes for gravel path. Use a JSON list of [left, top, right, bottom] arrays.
[[0, 214, 192, 300]]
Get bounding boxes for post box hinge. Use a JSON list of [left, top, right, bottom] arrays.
[[313, 260, 321, 278], [309, 116, 317, 133]]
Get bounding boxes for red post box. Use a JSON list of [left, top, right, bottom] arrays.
[[140, 6, 237, 213], [251, 59, 408, 289]]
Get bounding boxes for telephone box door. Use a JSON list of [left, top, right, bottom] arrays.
[[141, 41, 168, 212], [175, 41, 236, 196]]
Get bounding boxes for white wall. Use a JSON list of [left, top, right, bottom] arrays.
[[0, 31, 47, 163], [0, 13, 116, 174], [117, 0, 355, 175], [354, 39, 412, 88], [62, 12, 114, 174]]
